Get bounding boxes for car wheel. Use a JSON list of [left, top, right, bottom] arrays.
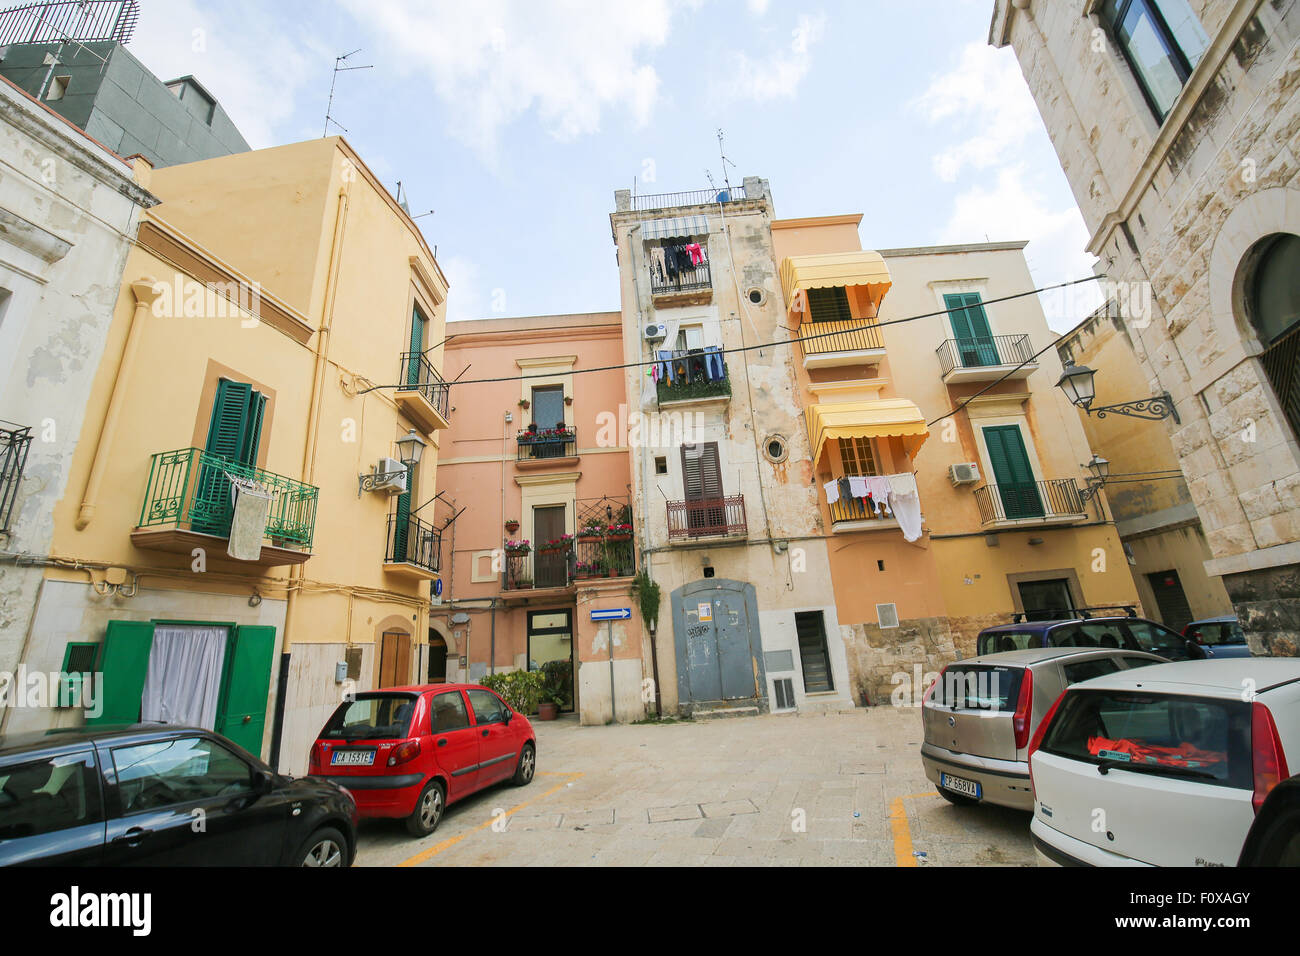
[[406, 780, 446, 837], [298, 827, 349, 867], [511, 742, 536, 786], [936, 787, 978, 807]]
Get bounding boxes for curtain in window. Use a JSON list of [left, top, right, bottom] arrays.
[[140, 626, 228, 730]]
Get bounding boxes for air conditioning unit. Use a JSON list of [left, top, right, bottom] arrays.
[[949, 462, 981, 486], [644, 323, 667, 341], [371, 458, 409, 494]]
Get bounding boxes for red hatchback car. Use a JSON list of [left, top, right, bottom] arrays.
[[308, 683, 536, 836]]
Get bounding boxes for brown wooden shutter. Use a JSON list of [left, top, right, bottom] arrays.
[[681, 442, 722, 501]]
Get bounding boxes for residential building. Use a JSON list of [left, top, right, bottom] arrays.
[[991, 0, 1300, 653], [432, 312, 642, 725], [0, 75, 155, 685], [1058, 304, 1234, 630], [11, 136, 450, 776], [610, 181, 856, 718], [0, 41, 250, 168]]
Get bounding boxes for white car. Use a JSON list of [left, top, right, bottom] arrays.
[[1027, 659, 1300, 867]]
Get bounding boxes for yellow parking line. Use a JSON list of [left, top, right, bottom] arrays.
[[889, 792, 939, 867], [396, 772, 584, 868]]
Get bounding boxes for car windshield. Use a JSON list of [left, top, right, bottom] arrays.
[[322, 694, 418, 740], [935, 665, 1024, 712], [977, 630, 1039, 655], [1188, 621, 1246, 646], [1040, 690, 1251, 788]]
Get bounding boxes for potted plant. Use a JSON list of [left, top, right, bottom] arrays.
[[577, 523, 604, 543], [605, 522, 633, 542], [513, 576, 533, 591], [574, 561, 595, 580], [537, 685, 564, 720], [563, 395, 573, 406], [517, 398, 530, 409], [539, 534, 573, 553], [504, 539, 531, 555], [504, 519, 520, 534]]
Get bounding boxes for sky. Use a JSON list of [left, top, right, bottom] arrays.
[[125, 0, 1102, 330]]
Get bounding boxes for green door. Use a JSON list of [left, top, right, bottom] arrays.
[[944, 293, 999, 367], [193, 380, 266, 536], [983, 425, 1043, 518], [392, 468, 413, 563], [87, 621, 153, 725], [215, 626, 277, 757], [406, 305, 427, 386]]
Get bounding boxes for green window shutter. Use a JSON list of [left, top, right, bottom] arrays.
[[392, 466, 414, 561], [215, 626, 276, 758], [944, 293, 975, 341], [407, 306, 427, 386], [983, 425, 1043, 518], [945, 293, 998, 366], [204, 380, 253, 461], [807, 287, 851, 323], [239, 392, 267, 468], [58, 642, 99, 709], [87, 621, 154, 725]]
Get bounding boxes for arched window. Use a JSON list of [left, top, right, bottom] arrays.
[[1247, 233, 1300, 440]]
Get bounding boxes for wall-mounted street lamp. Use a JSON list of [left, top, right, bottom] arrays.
[[1079, 454, 1111, 502], [358, 429, 428, 496], [1056, 362, 1180, 424], [395, 429, 427, 467]]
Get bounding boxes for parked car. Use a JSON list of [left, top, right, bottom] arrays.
[[1238, 775, 1300, 866], [309, 683, 536, 836], [921, 647, 1168, 810], [1184, 615, 1253, 659], [0, 725, 358, 867], [976, 611, 1206, 661], [1028, 659, 1300, 866]]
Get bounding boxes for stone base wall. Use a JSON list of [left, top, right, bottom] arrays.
[[839, 616, 957, 707], [1224, 563, 1300, 656]]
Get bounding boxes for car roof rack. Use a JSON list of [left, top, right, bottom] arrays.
[[1010, 605, 1137, 624]]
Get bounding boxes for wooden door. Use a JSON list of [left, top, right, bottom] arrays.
[[379, 631, 412, 688]]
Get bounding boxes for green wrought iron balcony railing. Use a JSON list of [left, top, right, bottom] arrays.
[[137, 448, 319, 550]]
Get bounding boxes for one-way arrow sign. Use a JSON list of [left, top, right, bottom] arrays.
[[591, 608, 632, 621]]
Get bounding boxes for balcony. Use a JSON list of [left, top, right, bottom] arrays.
[[393, 352, 451, 434], [0, 421, 33, 534], [825, 476, 911, 533], [132, 448, 318, 567], [650, 260, 712, 304], [516, 427, 578, 467], [800, 318, 887, 370], [655, 348, 731, 407], [631, 186, 748, 212], [504, 495, 636, 592], [384, 513, 441, 581], [666, 496, 747, 541], [973, 478, 1088, 527], [936, 334, 1037, 384]]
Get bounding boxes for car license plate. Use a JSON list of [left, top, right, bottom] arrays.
[[330, 750, 375, 767], [940, 772, 981, 799]]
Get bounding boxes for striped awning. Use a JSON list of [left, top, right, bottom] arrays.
[[781, 251, 893, 315], [806, 399, 930, 464], [641, 215, 709, 240]]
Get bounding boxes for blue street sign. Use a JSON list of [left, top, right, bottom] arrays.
[[591, 608, 632, 621], [433, 578, 443, 597]]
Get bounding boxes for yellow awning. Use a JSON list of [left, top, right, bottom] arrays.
[[780, 251, 893, 313], [806, 399, 930, 464]]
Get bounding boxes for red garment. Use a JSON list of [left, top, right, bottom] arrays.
[[1087, 735, 1225, 767], [685, 242, 704, 266]]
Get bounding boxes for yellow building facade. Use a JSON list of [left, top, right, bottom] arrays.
[[14, 137, 450, 775]]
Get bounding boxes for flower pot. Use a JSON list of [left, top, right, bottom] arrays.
[[577, 535, 601, 544], [606, 534, 631, 543], [537, 701, 559, 721], [505, 522, 519, 533], [514, 583, 533, 590], [607, 570, 618, 578]]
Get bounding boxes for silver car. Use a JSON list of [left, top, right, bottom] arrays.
[[921, 647, 1167, 811]]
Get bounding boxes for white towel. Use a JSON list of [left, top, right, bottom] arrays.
[[227, 478, 273, 561], [890, 490, 924, 543], [823, 479, 840, 504], [888, 472, 918, 497], [847, 476, 870, 499], [862, 476, 891, 513]]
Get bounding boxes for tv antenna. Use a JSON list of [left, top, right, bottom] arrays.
[[323, 48, 372, 137], [716, 128, 737, 192], [393, 181, 433, 221]]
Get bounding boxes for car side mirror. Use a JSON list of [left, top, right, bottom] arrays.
[[253, 769, 274, 794], [502, 710, 513, 724]]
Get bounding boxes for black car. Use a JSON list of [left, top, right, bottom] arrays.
[[0, 725, 358, 866], [976, 607, 1206, 661]]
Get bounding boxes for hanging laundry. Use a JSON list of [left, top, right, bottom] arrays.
[[664, 245, 680, 280], [702, 346, 725, 381], [685, 242, 704, 266], [847, 476, 870, 499], [649, 246, 668, 284], [824, 479, 841, 504], [888, 472, 918, 498], [657, 349, 674, 384], [891, 490, 924, 543]]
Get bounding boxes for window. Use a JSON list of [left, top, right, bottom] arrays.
[[674, 324, 705, 352], [654, 456, 668, 475], [466, 689, 508, 725], [807, 286, 852, 323], [1101, 0, 1209, 120], [837, 437, 877, 477], [1186, 621, 1247, 647], [0, 752, 101, 840], [1018, 578, 1073, 621], [531, 386, 565, 430], [934, 664, 1024, 711], [985, 426, 1044, 519], [322, 694, 418, 740], [943, 293, 1000, 367], [764, 435, 788, 464], [1121, 620, 1195, 660], [980, 630, 1040, 654], [111, 736, 254, 813], [431, 691, 470, 731], [205, 379, 266, 468], [1245, 234, 1300, 441], [1062, 658, 1121, 685], [58, 642, 98, 708]]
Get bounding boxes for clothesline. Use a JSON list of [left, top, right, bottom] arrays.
[[823, 471, 923, 542]]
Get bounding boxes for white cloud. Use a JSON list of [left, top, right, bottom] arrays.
[[716, 13, 825, 102], [746, 0, 771, 14], [441, 254, 486, 323], [940, 167, 1101, 332], [913, 42, 1040, 183], [337, 0, 674, 155], [128, 0, 322, 149]]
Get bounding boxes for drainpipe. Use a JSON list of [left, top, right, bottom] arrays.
[[273, 182, 351, 769], [75, 279, 163, 530]]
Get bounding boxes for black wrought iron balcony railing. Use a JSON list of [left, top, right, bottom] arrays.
[[386, 512, 441, 573], [502, 495, 636, 591], [631, 185, 748, 212], [666, 496, 747, 540], [397, 351, 450, 420], [936, 334, 1036, 376], [651, 260, 711, 296], [654, 348, 731, 405], [0, 421, 33, 534], [973, 478, 1086, 524], [516, 427, 577, 462], [137, 448, 319, 549]]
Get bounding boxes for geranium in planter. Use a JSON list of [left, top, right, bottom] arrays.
[[605, 522, 633, 542], [577, 523, 605, 543], [504, 519, 520, 533], [504, 539, 531, 555], [538, 534, 573, 553]]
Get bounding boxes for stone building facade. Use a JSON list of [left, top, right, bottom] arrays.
[[991, 0, 1300, 653]]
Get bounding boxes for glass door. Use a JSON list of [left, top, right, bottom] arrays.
[[528, 611, 574, 712]]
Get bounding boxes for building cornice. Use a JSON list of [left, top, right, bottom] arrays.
[[771, 214, 864, 230]]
